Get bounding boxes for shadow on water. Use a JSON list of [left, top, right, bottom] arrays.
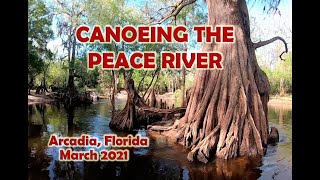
[[28, 100, 292, 180]]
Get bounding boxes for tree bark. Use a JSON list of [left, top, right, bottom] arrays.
[[109, 79, 136, 130], [143, 69, 159, 99], [174, 75, 177, 93], [109, 79, 148, 130], [172, 79, 174, 92], [181, 67, 186, 107], [150, 88, 156, 107], [181, 18, 187, 107], [111, 70, 116, 119], [160, 0, 271, 163], [114, 73, 118, 95], [66, 34, 77, 104], [279, 78, 285, 96], [145, 69, 160, 100]]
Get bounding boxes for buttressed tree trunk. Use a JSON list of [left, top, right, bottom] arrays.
[[181, 18, 187, 107], [109, 79, 136, 130], [109, 79, 147, 130], [164, 0, 284, 163]]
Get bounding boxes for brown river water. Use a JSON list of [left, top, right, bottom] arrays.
[[28, 99, 292, 180]]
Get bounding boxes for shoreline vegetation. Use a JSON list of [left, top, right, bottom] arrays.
[[28, 91, 292, 106], [268, 95, 292, 106], [28, 93, 56, 105]]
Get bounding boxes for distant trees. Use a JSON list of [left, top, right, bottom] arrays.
[[28, 0, 53, 94], [28, 0, 291, 103], [53, 0, 87, 103], [144, 0, 289, 162], [262, 53, 292, 95], [250, 9, 292, 96]]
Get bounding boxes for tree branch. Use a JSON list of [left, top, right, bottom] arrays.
[[145, 71, 160, 100], [151, 0, 197, 25], [59, 54, 68, 61], [253, 36, 288, 60], [143, 68, 160, 99]]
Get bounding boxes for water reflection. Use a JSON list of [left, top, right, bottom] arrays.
[[28, 100, 292, 180], [28, 104, 47, 137], [259, 103, 292, 180]]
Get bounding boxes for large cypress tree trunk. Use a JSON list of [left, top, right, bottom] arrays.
[[165, 0, 270, 163], [181, 18, 187, 107]]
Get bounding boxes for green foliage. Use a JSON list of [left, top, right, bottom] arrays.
[[185, 72, 195, 90], [156, 73, 169, 93], [131, 70, 145, 88], [85, 0, 181, 95], [28, 0, 53, 78], [28, 0, 53, 47], [96, 70, 113, 95], [174, 89, 182, 98], [86, 0, 142, 26], [28, 42, 44, 76], [28, 0, 290, 99], [261, 52, 292, 95], [46, 62, 68, 87]]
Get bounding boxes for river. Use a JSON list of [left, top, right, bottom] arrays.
[[28, 99, 292, 180]]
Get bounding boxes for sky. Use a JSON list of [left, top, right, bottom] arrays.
[[46, 0, 292, 67], [249, 0, 292, 67]]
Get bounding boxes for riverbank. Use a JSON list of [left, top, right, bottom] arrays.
[[268, 95, 292, 106], [28, 91, 292, 106], [28, 91, 127, 105], [28, 93, 56, 105]]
